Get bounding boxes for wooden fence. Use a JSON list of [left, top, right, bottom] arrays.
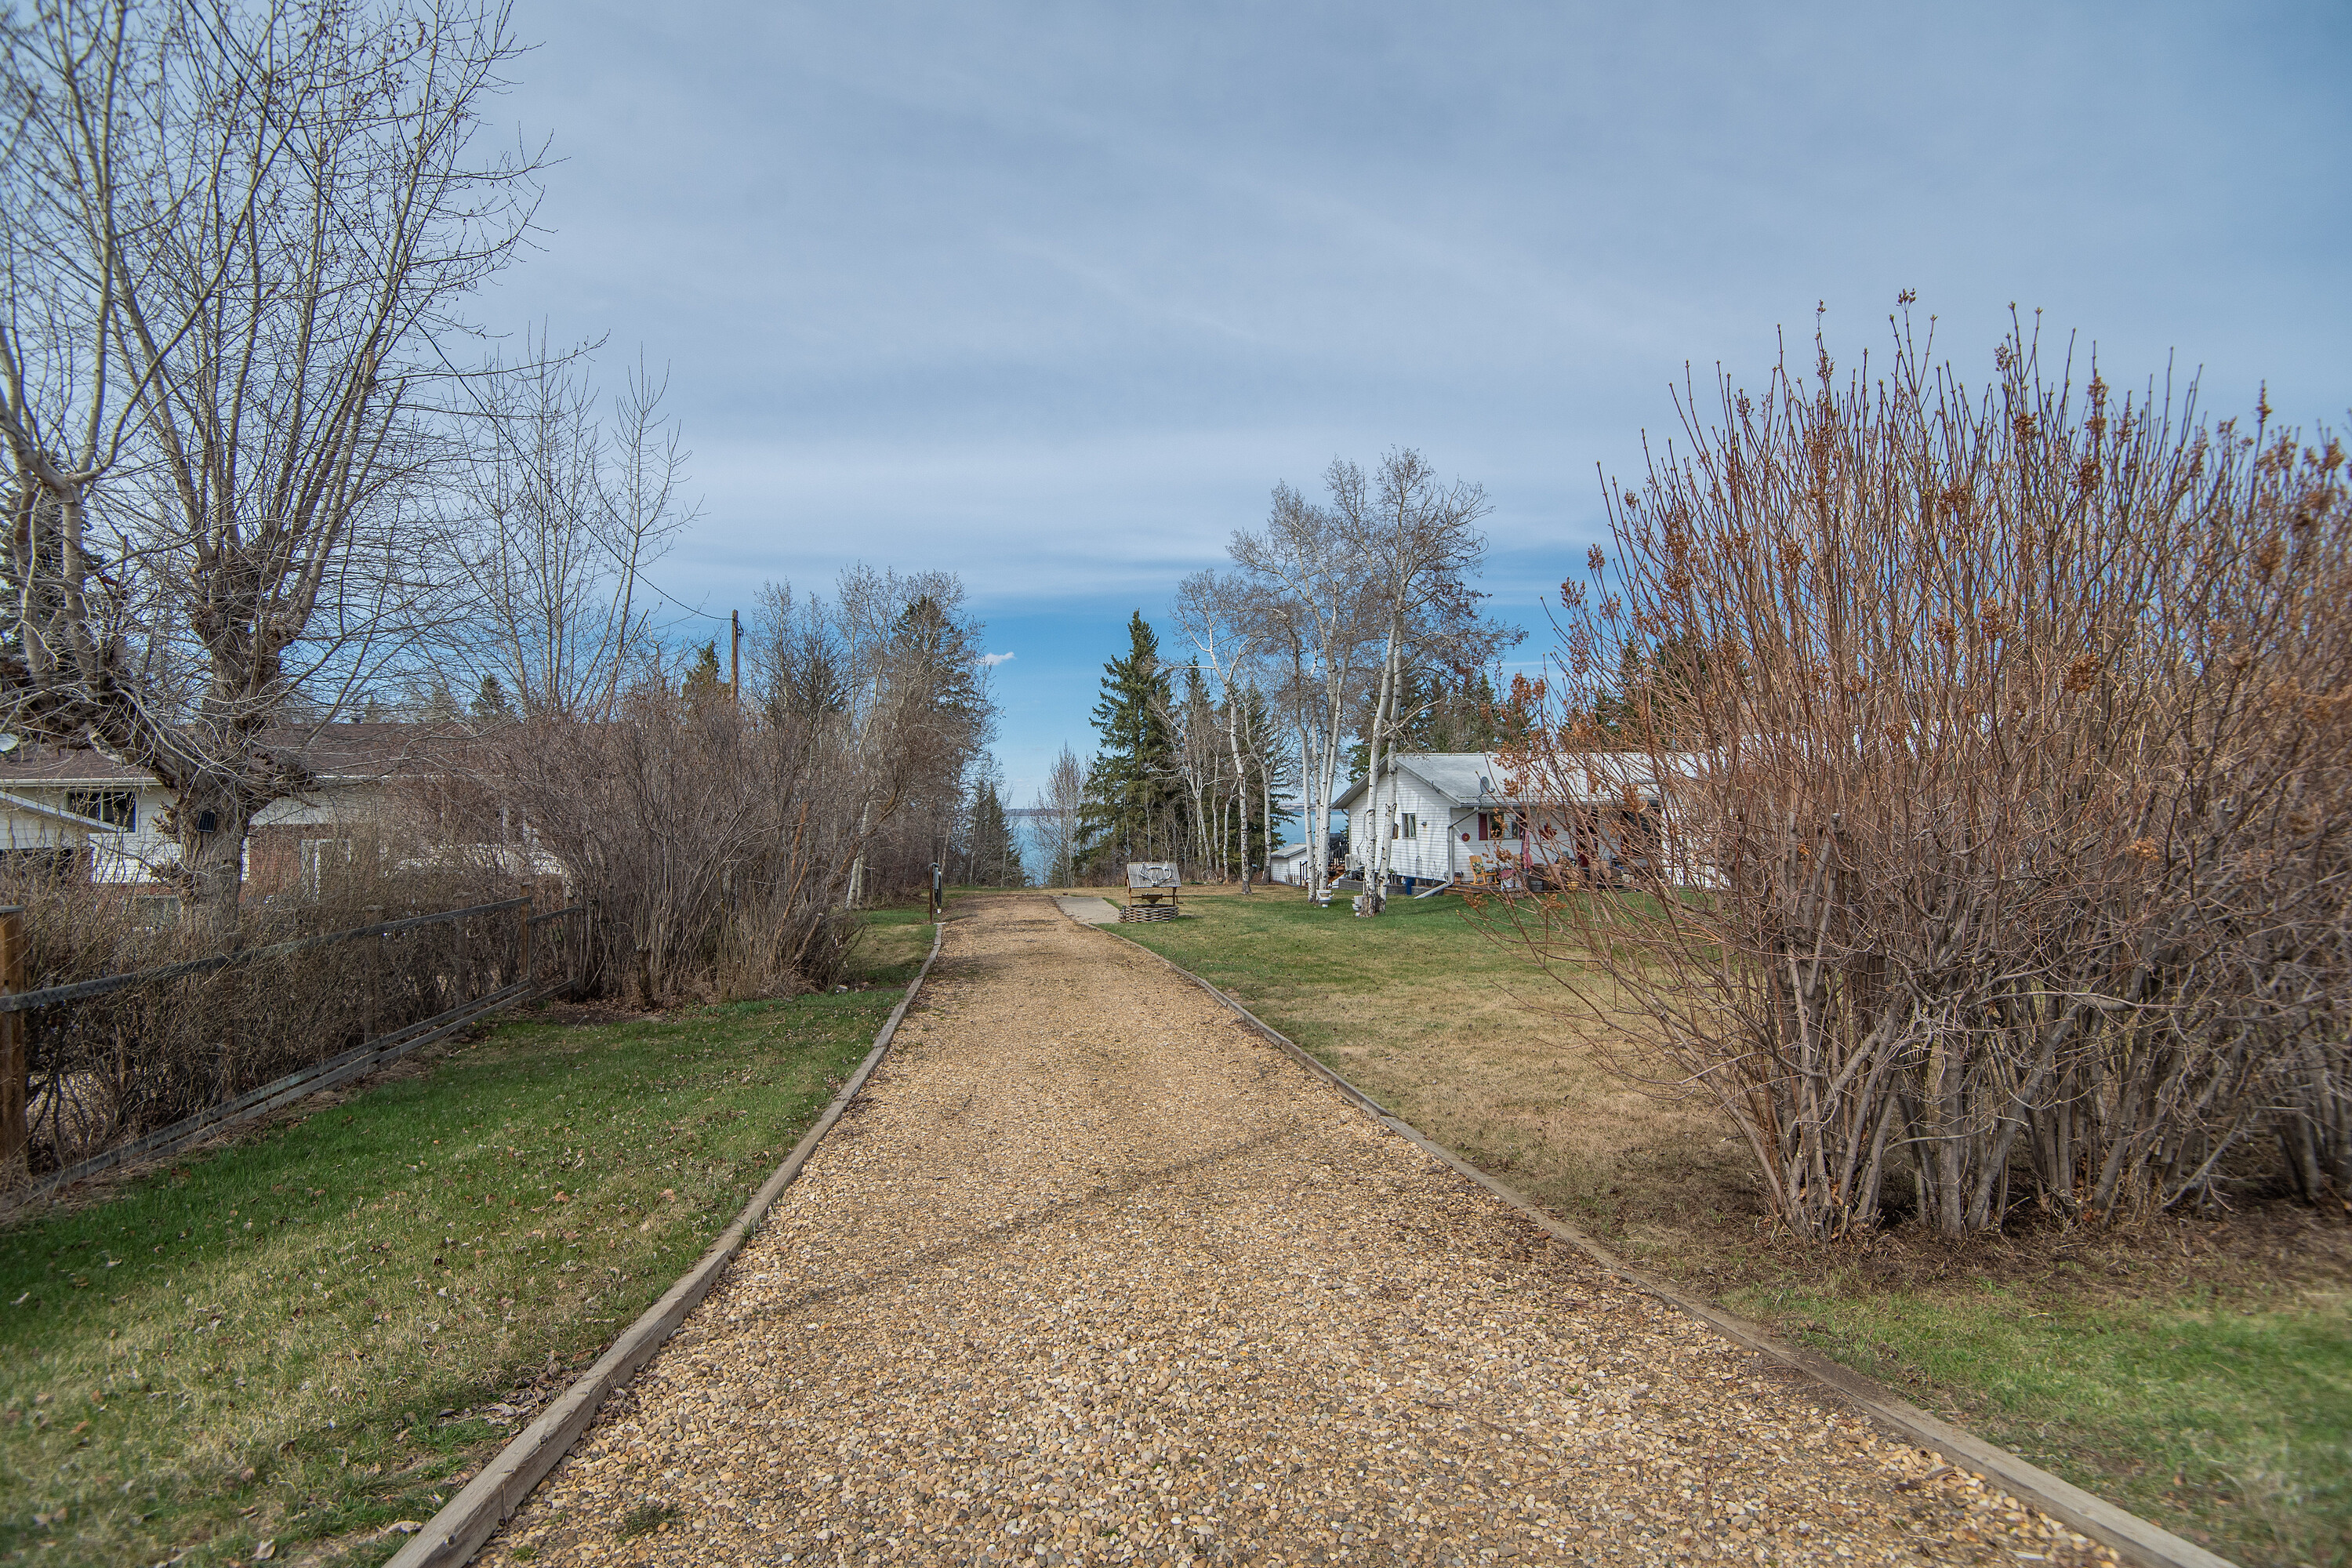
[[0, 896, 582, 1207]]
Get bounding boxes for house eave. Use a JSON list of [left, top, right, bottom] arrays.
[[0, 789, 108, 830]]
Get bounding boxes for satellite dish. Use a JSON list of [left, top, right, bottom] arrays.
[[0, 734, 18, 753], [1478, 774, 1491, 793]]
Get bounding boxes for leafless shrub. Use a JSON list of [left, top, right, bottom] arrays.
[[474, 688, 841, 1005], [476, 570, 993, 1005], [1499, 309, 2352, 1236], [9, 831, 517, 1176]]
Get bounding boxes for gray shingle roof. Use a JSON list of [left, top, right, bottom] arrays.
[[1332, 750, 1699, 811], [0, 722, 459, 787]]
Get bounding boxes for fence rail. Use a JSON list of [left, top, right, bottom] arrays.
[[0, 896, 534, 1014], [0, 897, 582, 1207]]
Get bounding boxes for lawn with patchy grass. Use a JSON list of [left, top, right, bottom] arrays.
[[0, 911, 935, 1567], [1118, 884, 2352, 1567]]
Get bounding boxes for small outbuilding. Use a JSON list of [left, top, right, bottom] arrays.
[[1267, 842, 1313, 886]]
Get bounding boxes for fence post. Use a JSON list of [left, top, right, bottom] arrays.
[[517, 895, 533, 993], [0, 906, 23, 1178], [363, 906, 382, 1044]]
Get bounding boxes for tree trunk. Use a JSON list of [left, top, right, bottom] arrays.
[[1362, 631, 1405, 914], [1261, 764, 1274, 894], [847, 797, 872, 909], [1315, 720, 1343, 901], [1225, 702, 1253, 895], [175, 786, 252, 943]]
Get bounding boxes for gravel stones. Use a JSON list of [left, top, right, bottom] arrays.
[[477, 895, 2119, 1566]]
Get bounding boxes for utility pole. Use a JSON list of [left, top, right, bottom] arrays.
[[729, 610, 742, 706]]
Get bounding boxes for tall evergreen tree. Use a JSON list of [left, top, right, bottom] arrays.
[[1076, 612, 1179, 874], [962, 777, 1026, 887], [472, 674, 515, 722], [684, 640, 727, 705]]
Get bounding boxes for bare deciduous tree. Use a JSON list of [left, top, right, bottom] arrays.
[[1174, 567, 1276, 890], [1230, 478, 1377, 902], [1033, 742, 1085, 888], [448, 336, 695, 718], [786, 567, 992, 909], [0, 0, 542, 934], [1331, 450, 1505, 913]]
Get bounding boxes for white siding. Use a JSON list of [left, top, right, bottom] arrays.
[[1361, 769, 1458, 884], [0, 779, 391, 885]]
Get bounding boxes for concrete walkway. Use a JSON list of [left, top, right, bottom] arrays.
[[481, 894, 2113, 1566]]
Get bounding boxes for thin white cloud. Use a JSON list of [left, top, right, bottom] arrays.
[[982, 652, 1016, 667]]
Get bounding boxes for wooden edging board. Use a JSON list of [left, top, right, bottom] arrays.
[[1080, 908, 2237, 1568], [387, 921, 947, 1568]]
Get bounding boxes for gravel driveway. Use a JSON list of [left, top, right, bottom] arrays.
[[480, 893, 2117, 1566]]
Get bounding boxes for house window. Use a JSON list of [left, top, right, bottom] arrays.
[[1401, 813, 1417, 840], [67, 789, 136, 829], [1482, 811, 1518, 840]]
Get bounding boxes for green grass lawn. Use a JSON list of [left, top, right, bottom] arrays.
[[0, 910, 935, 1567], [1750, 1279, 2352, 1568], [1120, 886, 2352, 1568]]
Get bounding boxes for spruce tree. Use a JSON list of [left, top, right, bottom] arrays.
[[1076, 612, 1178, 873], [963, 779, 1026, 887], [472, 674, 514, 722], [684, 640, 726, 705]]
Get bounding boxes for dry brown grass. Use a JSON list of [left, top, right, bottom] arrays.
[[1121, 884, 2352, 1565], [1126, 884, 1766, 1269]]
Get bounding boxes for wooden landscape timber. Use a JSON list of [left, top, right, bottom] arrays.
[[1084, 901, 2238, 1568], [384, 918, 946, 1568]]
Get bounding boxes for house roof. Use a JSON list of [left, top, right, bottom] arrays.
[[0, 722, 460, 789], [1332, 750, 1699, 811], [1269, 842, 1312, 862]]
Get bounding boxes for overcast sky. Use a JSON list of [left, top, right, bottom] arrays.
[[477, 1, 2352, 808]]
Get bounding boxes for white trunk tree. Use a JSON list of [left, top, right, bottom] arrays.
[[1329, 452, 1494, 913], [1229, 477, 1377, 903]]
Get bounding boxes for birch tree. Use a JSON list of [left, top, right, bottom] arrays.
[[1235, 453, 1504, 911], [1174, 567, 1269, 891], [1229, 479, 1375, 902], [1338, 451, 1509, 912]]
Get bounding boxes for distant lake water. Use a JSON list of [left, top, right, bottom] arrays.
[[1001, 809, 1319, 885]]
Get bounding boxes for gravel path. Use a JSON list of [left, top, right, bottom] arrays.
[[480, 894, 2118, 1566]]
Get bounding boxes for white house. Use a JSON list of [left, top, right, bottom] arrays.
[[0, 724, 477, 897], [1331, 750, 1702, 888]]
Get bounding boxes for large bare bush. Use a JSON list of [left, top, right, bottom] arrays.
[[9, 840, 516, 1177], [1502, 312, 2352, 1236], [484, 685, 856, 1004], [478, 571, 993, 1005]]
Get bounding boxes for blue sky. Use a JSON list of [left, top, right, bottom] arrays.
[[477, 1, 2352, 805]]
